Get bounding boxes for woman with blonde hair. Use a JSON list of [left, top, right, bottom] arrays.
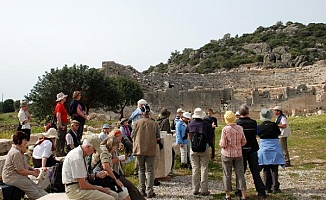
[[69, 91, 87, 137]]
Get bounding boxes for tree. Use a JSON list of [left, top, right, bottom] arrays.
[[14, 100, 21, 111], [110, 76, 144, 119], [25, 64, 118, 120], [2, 99, 15, 113]]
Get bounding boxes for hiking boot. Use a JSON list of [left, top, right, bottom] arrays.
[[154, 180, 161, 186], [201, 191, 210, 196], [193, 191, 200, 195]]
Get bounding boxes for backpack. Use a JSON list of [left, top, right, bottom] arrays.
[[190, 132, 207, 152]]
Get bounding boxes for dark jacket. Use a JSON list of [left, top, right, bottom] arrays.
[[236, 117, 259, 153], [187, 119, 214, 147], [257, 121, 281, 139]]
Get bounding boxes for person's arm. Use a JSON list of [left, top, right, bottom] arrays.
[[77, 177, 112, 195], [102, 162, 124, 187], [66, 134, 75, 149], [219, 128, 227, 148], [56, 112, 64, 130], [76, 106, 87, 120]]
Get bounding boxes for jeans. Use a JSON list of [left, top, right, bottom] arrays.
[[137, 155, 155, 196]]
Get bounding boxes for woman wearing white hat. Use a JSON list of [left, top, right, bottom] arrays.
[[55, 92, 69, 156], [32, 128, 58, 171]]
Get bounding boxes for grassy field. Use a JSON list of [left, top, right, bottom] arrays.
[[1, 112, 326, 199]]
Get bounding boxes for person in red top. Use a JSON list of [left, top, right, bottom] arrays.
[[55, 92, 69, 156]]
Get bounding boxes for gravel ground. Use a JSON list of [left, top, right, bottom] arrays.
[[142, 167, 326, 200]]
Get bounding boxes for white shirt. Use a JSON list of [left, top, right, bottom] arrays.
[[66, 131, 78, 145], [18, 108, 31, 129], [62, 146, 87, 184], [32, 140, 53, 159], [278, 116, 291, 138]]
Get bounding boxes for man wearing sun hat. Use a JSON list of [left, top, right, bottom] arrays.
[[187, 108, 214, 196], [55, 92, 69, 157], [99, 123, 113, 142], [273, 106, 291, 167], [62, 134, 118, 200]]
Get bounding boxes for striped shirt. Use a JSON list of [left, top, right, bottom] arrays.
[[219, 123, 247, 157]]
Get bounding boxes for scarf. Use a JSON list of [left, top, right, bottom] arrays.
[[276, 111, 286, 125]]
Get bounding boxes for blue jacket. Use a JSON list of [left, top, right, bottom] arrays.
[[175, 120, 188, 145], [258, 139, 285, 165]]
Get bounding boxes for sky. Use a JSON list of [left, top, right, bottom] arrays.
[[0, 1, 325, 101]]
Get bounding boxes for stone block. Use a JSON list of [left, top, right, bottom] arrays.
[[155, 134, 172, 178], [0, 139, 12, 154], [0, 156, 7, 181]]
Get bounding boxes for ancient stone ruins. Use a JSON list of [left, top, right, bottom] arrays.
[[102, 60, 326, 117]]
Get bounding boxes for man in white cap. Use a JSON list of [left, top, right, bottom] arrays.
[[129, 99, 147, 126], [171, 108, 184, 131], [66, 120, 81, 153], [55, 92, 68, 156], [273, 106, 291, 167]]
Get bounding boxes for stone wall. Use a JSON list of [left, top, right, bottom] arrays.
[[102, 60, 326, 116]]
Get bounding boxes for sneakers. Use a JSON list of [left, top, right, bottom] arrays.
[[193, 192, 200, 196], [154, 180, 161, 186], [201, 191, 210, 196]]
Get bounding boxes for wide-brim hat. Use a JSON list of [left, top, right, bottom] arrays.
[[182, 112, 191, 119], [83, 134, 102, 154], [56, 92, 68, 102], [192, 108, 206, 119], [260, 108, 273, 121], [137, 99, 147, 105], [177, 108, 185, 113], [119, 118, 128, 125], [224, 111, 236, 124], [272, 106, 282, 111], [43, 128, 59, 139]]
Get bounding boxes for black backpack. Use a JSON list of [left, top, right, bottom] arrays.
[[190, 132, 207, 152]]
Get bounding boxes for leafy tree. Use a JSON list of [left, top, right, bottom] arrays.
[[2, 99, 15, 113], [110, 76, 144, 119], [14, 100, 21, 111], [25, 64, 118, 120]]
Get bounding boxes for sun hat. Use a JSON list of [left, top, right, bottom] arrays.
[[272, 106, 282, 111], [177, 108, 185, 113], [260, 108, 273, 121], [182, 112, 191, 119], [102, 124, 111, 129], [192, 108, 206, 119], [224, 111, 236, 124], [83, 134, 101, 154], [113, 130, 123, 137], [43, 128, 59, 139], [137, 99, 147, 105], [71, 120, 80, 125], [119, 118, 128, 125], [56, 92, 68, 102]]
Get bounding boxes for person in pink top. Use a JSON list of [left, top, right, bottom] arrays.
[[219, 111, 247, 200]]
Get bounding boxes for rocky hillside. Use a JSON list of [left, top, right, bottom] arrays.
[[143, 21, 326, 74]]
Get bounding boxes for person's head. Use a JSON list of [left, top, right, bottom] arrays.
[[206, 108, 213, 117], [235, 111, 240, 119], [273, 106, 283, 116], [140, 104, 151, 118], [137, 99, 147, 108], [101, 136, 120, 153], [192, 108, 206, 119], [20, 101, 28, 111], [224, 111, 236, 124], [238, 104, 249, 116], [176, 108, 184, 117], [109, 129, 123, 142], [56, 92, 68, 103], [82, 134, 101, 156], [102, 123, 112, 133], [127, 119, 132, 126], [181, 112, 191, 123], [260, 108, 273, 121], [43, 128, 59, 140], [71, 120, 80, 131], [13, 131, 28, 152], [160, 108, 171, 119], [72, 91, 82, 100], [119, 118, 128, 126]]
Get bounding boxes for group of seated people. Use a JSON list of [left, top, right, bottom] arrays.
[[1, 121, 143, 200]]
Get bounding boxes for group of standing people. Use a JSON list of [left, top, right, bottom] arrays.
[[219, 104, 291, 200]]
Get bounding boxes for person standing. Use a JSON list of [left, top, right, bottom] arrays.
[[69, 91, 87, 138], [204, 108, 218, 160], [187, 108, 213, 196], [236, 104, 266, 199], [129, 99, 147, 126], [220, 111, 247, 200], [55, 92, 69, 157], [62, 136, 118, 200], [99, 123, 113, 142], [171, 108, 184, 131], [273, 106, 291, 167], [176, 112, 191, 168], [132, 104, 160, 198], [18, 101, 32, 141], [258, 108, 285, 194], [66, 120, 81, 153]]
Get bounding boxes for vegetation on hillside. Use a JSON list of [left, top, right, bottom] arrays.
[[143, 21, 326, 74]]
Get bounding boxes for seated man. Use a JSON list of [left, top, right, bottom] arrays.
[[62, 136, 118, 200], [65, 120, 81, 153]]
